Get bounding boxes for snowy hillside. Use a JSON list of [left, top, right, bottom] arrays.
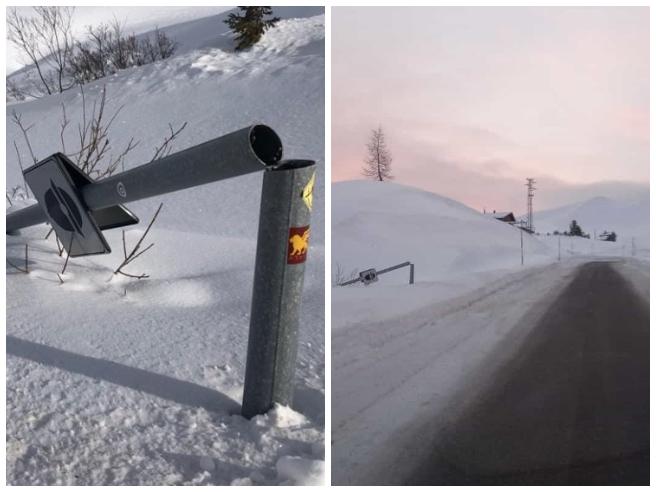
[[331, 180, 639, 329], [7, 6, 325, 95], [6, 8, 324, 486], [333, 180, 552, 283], [530, 193, 649, 253], [6, 7, 229, 73]]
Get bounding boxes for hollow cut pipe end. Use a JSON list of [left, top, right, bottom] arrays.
[[250, 125, 283, 166]]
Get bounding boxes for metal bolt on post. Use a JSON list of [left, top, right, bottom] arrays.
[[241, 159, 316, 419]]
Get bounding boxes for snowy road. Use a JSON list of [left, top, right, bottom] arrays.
[[410, 261, 649, 485], [331, 258, 649, 485]]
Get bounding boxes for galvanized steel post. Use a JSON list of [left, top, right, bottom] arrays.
[[242, 159, 316, 418]]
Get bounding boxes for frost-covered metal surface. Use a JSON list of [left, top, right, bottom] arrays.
[[243, 161, 316, 418]]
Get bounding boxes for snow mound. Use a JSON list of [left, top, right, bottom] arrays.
[[332, 180, 551, 284], [276, 455, 325, 485], [191, 16, 324, 75], [268, 404, 309, 428]]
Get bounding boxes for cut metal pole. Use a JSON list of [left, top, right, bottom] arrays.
[[6, 204, 46, 235], [83, 125, 281, 210], [520, 227, 524, 266], [339, 261, 414, 286], [242, 159, 316, 418], [338, 276, 361, 287], [377, 261, 410, 275], [7, 125, 282, 233]]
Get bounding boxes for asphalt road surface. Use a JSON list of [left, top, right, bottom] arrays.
[[409, 261, 649, 485]]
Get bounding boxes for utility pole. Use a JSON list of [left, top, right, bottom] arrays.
[[520, 227, 524, 266], [526, 178, 536, 233]]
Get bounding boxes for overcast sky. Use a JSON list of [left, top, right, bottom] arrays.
[[332, 7, 649, 212]]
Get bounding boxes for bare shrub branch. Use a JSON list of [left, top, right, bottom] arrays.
[[59, 103, 70, 154], [7, 78, 27, 101], [6, 259, 28, 274], [7, 7, 75, 95], [12, 139, 31, 198], [333, 264, 359, 286], [68, 21, 178, 84], [9, 185, 29, 202], [11, 111, 38, 165], [61, 236, 74, 275], [113, 203, 163, 279], [6, 244, 29, 274], [150, 121, 188, 162], [333, 263, 346, 286]]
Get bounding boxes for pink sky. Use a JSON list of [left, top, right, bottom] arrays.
[[332, 7, 649, 212]]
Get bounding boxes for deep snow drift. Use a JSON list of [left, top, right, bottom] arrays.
[[6, 8, 324, 486], [331, 180, 649, 484]]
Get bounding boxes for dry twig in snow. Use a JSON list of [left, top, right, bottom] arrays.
[[113, 203, 163, 279]]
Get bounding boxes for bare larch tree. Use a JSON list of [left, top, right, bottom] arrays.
[[362, 125, 393, 181]]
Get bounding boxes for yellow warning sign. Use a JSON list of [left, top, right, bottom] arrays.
[[302, 172, 316, 211]]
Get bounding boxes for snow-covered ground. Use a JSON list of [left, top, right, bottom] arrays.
[[331, 180, 649, 484], [6, 8, 325, 486], [7, 6, 325, 95]]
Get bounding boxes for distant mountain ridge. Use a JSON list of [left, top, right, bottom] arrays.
[[528, 192, 649, 248]]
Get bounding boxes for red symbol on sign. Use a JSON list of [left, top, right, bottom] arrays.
[[288, 226, 310, 264]]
